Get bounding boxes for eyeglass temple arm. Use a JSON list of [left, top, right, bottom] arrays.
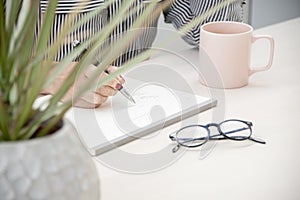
[[170, 126, 248, 139], [169, 133, 227, 142], [170, 131, 266, 144], [249, 137, 266, 144], [220, 127, 266, 144]]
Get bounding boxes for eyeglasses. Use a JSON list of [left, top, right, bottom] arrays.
[[169, 119, 266, 153]]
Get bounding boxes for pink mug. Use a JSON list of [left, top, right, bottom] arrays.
[[198, 21, 274, 89]]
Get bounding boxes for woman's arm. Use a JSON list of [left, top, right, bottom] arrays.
[[37, 1, 125, 108], [41, 62, 124, 108], [163, 0, 243, 46]]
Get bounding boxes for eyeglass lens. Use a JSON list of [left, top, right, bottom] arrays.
[[219, 120, 251, 140], [176, 125, 208, 147], [176, 120, 252, 148]]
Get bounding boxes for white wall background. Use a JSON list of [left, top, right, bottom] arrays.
[[251, 0, 300, 28]]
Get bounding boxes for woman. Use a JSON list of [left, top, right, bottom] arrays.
[[40, 0, 243, 108]]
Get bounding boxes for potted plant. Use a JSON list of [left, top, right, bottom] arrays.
[[0, 0, 234, 199], [0, 0, 164, 199]]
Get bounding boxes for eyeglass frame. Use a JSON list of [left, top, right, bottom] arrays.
[[169, 119, 266, 153]]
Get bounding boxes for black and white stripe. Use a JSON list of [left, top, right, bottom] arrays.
[[108, 0, 161, 66], [163, 0, 243, 46], [38, 0, 108, 62], [40, 0, 105, 13], [37, 0, 242, 64], [38, 0, 161, 65]]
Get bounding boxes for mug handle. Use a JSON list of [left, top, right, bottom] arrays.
[[249, 35, 275, 76]]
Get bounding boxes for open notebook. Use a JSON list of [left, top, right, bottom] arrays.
[[65, 78, 217, 156]]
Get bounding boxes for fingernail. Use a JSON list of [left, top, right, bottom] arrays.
[[116, 83, 122, 90]]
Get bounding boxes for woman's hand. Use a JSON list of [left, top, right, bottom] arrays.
[[41, 62, 125, 108]]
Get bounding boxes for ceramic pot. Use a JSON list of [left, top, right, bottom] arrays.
[[0, 119, 100, 200]]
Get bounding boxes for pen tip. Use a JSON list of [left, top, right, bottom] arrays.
[[131, 98, 136, 104]]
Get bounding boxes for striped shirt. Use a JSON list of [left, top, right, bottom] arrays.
[[40, 0, 105, 13], [38, 0, 243, 65], [164, 0, 243, 46]]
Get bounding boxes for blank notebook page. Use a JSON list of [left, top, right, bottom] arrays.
[[65, 78, 215, 155]]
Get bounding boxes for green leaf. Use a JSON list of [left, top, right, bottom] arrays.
[[1, 0, 233, 140]]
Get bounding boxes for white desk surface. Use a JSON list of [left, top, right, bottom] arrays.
[[92, 18, 300, 200]]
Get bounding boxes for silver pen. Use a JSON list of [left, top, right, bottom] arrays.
[[104, 69, 136, 104], [119, 88, 136, 104], [73, 40, 136, 104]]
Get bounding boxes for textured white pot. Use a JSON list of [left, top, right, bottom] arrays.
[[0, 119, 100, 200]]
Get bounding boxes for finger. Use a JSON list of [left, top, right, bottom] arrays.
[[96, 85, 117, 97], [74, 92, 108, 108], [106, 65, 118, 73], [82, 91, 108, 105], [100, 73, 121, 90], [114, 74, 125, 85], [105, 65, 125, 84], [84, 64, 98, 78], [72, 98, 99, 109]]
